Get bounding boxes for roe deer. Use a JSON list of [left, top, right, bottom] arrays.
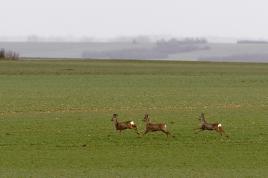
[[111, 114, 139, 135], [143, 114, 170, 137], [195, 113, 229, 138]]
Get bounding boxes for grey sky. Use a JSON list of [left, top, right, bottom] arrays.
[[1, 0, 268, 39]]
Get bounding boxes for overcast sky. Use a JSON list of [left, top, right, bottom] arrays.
[[1, 0, 268, 40]]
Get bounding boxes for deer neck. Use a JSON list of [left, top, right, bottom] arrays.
[[113, 118, 118, 126], [146, 119, 152, 126], [200, 118, 207, 125]]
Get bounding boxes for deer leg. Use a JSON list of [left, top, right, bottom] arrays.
[[133, 127, 140, 135], [219, 127, 229, 138], [194, 128, 203, 134], [215, 127, 229, 138], [193, 127, 202, 133], [194, 127, 204, 134], [161, 130, 170, 137], [143, 129, 149, 136]]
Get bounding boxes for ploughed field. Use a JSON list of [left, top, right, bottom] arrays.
[[0, 60, 267, 177]]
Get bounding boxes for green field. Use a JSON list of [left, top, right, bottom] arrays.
[[0, 60, 267, 177]]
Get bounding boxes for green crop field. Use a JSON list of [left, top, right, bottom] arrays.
[[0, 60, 267, 177]]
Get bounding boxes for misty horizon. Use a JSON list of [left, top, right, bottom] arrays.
[[2, 35, 268, 44], [1, 0, 268, 40], [1, 0, 268, 62]]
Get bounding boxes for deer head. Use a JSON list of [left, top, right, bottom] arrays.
[[199, 113, 207, 123], [143, 114, 150, 123], [111, 113, 118, 121]]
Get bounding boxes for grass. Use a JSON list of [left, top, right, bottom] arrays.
[[0, 60, 268, 177]]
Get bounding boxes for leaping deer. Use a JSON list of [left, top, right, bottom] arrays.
[[143, 114, 170, 137], [195, 113, 229, 138], [111, 114, 139, 135]]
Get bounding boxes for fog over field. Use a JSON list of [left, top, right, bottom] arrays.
[[1, 40, 268, 62], [1, 0, 268, 62]]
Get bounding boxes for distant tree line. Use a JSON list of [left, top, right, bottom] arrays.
[[155, 38, 208, 53], [0, 48, 19, 60], [82, 38, 209, 59]]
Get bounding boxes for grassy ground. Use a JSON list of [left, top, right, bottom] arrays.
[[0, 60, 268, 177]]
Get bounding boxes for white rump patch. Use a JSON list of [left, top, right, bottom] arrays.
[[218, 123, 222, 127], [130, 121, 135, 125]]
